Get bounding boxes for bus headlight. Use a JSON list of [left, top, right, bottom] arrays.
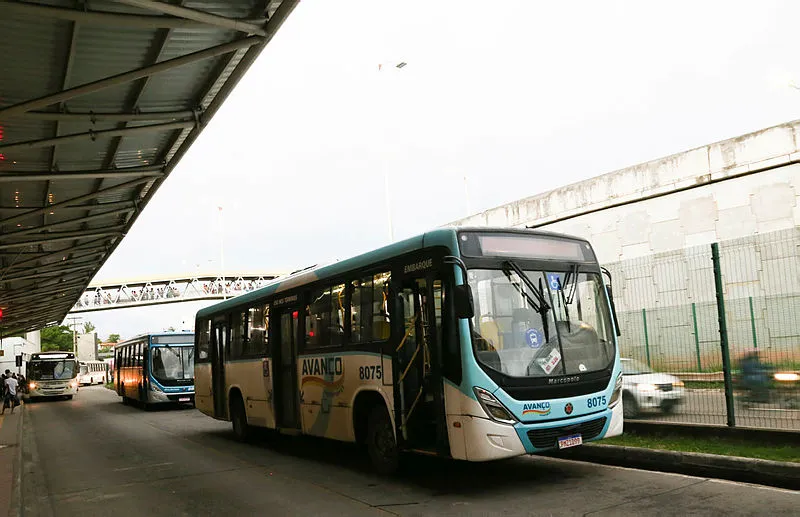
[[149, 383, 163, 392], [473, 387, 517, 425], [774, 372, 799, 382], [609, 374, 623, 408], [71, 381, 78, 389], [29, 382, 36, 390]]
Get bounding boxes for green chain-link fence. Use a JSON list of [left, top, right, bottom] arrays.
[[605, 226, 800, 430]]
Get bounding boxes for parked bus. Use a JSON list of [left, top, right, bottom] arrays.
[[78, 360, 109, 385], [27, 351, 79, 400], [114, 332, 195, 408], [194, 228, 622, 472]]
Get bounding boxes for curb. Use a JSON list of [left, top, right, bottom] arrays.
[[548, 443, 800, 490], [10, 404, 23, 517]]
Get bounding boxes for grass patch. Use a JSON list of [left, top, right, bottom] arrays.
[[104, 382, 115, 391], [602, 431, 800, 463], [684, 381, 724, 390]]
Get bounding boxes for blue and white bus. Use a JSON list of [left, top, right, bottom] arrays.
[[194, 228, 622, 472], [114, 332, 195, 408]]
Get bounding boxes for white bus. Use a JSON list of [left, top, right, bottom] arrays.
[[27, 351, 80, 400], [78, 361, 109, 386]]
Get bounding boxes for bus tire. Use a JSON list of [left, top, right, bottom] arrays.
[[122, 396, 129, 405], [366, 406, 399, 475], [230, 394, 250, 442]]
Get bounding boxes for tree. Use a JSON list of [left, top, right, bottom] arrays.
[[83, 321, 96, 334], [107, 333, 121, 343], [40, 325, 74, 352]]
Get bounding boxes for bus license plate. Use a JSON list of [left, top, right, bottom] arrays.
[[557, 434, 583, 449], [178, 397, 190, 402]]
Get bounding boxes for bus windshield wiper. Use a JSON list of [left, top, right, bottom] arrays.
[[503, 261, 550, 312], [502, 261, 551, 341], [563, 263, 580, 304]]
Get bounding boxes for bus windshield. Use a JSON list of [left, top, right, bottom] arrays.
[[29, 360, 78, 380], [150, 346, 194, 385], [469, 267, 615, 378]]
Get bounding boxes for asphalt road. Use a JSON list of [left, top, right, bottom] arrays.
[[20, 387, 799, 517], [630, 389, 800, 430]]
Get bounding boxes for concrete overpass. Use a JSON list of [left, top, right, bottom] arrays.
[[69, 272, 283, 313]]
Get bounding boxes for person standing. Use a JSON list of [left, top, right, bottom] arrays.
[[2, 369, 19, 414]]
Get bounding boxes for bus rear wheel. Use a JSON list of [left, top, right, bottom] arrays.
[[366, 406, 399, 475], [231, 395, 250, 442]]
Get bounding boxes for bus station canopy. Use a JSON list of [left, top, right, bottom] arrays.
[[0, 0, 297, 335]]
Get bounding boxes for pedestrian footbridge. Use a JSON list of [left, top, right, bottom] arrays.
[[69, 272, 282, 313]]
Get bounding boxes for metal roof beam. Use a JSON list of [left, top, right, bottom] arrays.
[[110, 0, 267, 36], [0, 165, 164, 182], [19, 110, 197, 123], [0, 36, 263, 120], [2, 209, 133, 239], [2, 246, 107, 273], [0, 1, 229, 29], [0, 177, 153, 227], [0, 200, 136, 212], [1, 279, 90, 305], [0, 120, 195, 152], [0, 229, 123, 251], [1, 264, 97, 284]]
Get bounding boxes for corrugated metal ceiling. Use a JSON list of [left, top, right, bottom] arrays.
[[0, 0, 298, 334]]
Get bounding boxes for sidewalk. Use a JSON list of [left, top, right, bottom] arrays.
[[0, 405, 23, 517], [550, 442, 800, 490]]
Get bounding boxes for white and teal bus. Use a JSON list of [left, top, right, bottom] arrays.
[[194, 228, 623, 472]]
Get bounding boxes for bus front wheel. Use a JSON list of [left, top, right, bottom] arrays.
[[366, 406, 399, 475]]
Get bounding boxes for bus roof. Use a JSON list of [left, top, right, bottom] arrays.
[[196, 226, 591, 319], [115, 331, 195, 347]]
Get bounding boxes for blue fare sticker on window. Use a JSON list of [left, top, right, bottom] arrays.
[[525, 328, 544, 349], [547, 273, 563, 291]]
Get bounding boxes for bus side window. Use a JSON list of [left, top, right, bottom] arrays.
[[246, 305, 269, 356], [196, 319, 211, 361], [372, 272, 391, 341], [230, 311, 245, 359]]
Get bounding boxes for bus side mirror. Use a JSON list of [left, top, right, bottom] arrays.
[[454, 284, 475, 319]]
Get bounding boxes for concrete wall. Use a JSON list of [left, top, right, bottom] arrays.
[[0, 335, 41, 375], [451, 120, 800, 263], [76, 333, 98, 362], [450, 120, 800, 370]]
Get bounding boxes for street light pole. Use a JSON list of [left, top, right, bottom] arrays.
[[377, 61, 407, 243]]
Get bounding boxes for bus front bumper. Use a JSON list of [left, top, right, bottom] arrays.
[[455, 402, 623, 461], [28, 381, 79, 398]]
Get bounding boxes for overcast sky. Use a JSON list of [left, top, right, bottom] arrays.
[[76, 0, 800, 341]]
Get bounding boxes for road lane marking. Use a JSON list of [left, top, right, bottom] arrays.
[[113, 462, 174, 472]]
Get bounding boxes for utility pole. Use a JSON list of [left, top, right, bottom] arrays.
[[67, 316, 83, 355]]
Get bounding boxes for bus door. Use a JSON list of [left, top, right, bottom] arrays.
[[394, 272, 447, 453], [272, 307, 300, 429], [211, 319, 228, 419]]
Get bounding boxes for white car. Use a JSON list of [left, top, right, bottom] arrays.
[[621, 358, 685, 418]]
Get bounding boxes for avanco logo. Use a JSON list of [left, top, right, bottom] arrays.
[[522, 401, 551, 416]]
